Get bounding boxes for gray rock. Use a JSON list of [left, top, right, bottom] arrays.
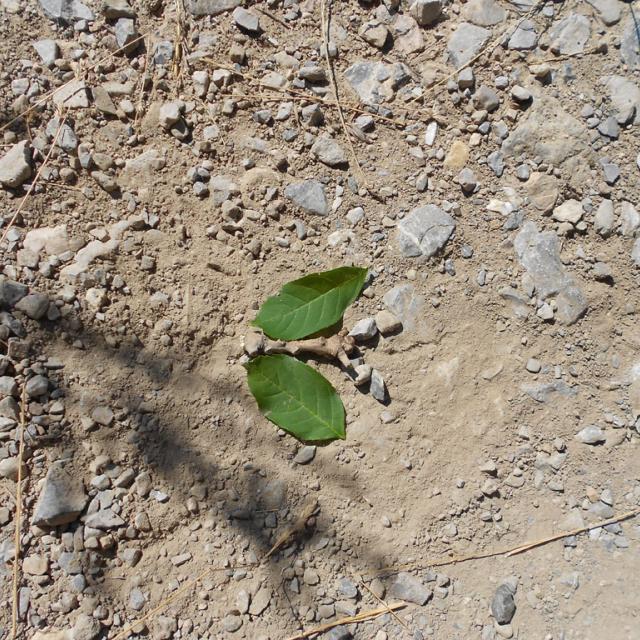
[[514, 222, 587, 324], [370, 369, 386, 403], [0, 279, 28, 308], [374, 310, 402, 335], [487, 151, 504, 176], [0, 396, 19, 420], [102, 0, 136, 19], [549, 14, 591, 56], [396, 205, 456, 258], [594, 200, 615, 237], [284, 180, 329, 216], [552, 199, 583, 224], [600, 160, 620, 185], [620, 15, 640, 69], [0, 141, 32, 189], [462, 0, 506, 26], [72, 613, 101, 640], [458, 168, 477, 193], [383, 284, 422, 330], [575, 425, 606, 445], [447, 23, 491, 68], [586, 0, 621, 25], [248, 587, 271, 615], [52, 80, 89, 109], [33, 463, 88, 526], [491, 584, 516, 624], [598, 116, 620, 139], [602, 75, 640, 125], [84, 508, 125, 529], [187, 0, 240, 15], [349, 318, 377, 341], [129, 588, 146, 611], [115, 18, 139, 53], [294, 446, 316, 465], [15, 293, 49, 320], [474, 85, 500, 112], [46, 118, 77, 152], [521, 380, 576, 403], [344, 61, 411, 106], [502, 95, 590, 167], [619, 201, 640, 237], [39, 0, 94, 21], [232, 6, 260, 32], [326, 627, 351, 640], [457, 68, 475, 90], [359, 20, 389, 49], [511, 85, 531, 102], [410, 0, 443, 26], [508, 18, 538, 49], [26, 375, 49, 397], [0, 376, 18, 397], [33, 39, 59, 66], [389, 572, 433, 605], [311, 136, 348, 167], [632, 238, 640, 267]]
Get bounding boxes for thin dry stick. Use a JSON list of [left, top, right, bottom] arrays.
[[0, 32, 148, 134], [320, 0, 372, 195], [0, 113, 68, 247], [10, 385, 27, 640], [378, 508, 640, 575], [255, 6, 292, 30], [360, 580, 410, 632], [284, 603, 406, 640]]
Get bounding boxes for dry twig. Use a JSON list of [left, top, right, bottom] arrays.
[[263, 498, 319, 561], [360, 580, 410, 632], [10, 385, 28, 640], [284, 603, 407, 640]]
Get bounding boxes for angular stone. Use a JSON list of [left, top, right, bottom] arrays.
[[389, 572, 432, 605], [410, 0, 443, 26], [0, 279, 28, 308], [444, 141, 469, 170], [391, 14, 424, 54], [462, 0, 506, 26], [349, 318, 377, 341], [502, 95, 590, 167], [575, 425, 605, 445], [396, 205, 456, 258], [620, 15, 640, 69], [594, 200, 615, 237], [619, 201, 640, 237], [374, 310, 402, 335], [631, 238, 640, 268], [15, 293, 49, 320], [232, 6, 260, 32], [447, 23, 491, 68], [552, 199, 583, 224], [115, 18, 139, 53], [84, 508, 125, 529], [0, 141, 32, 189], [525, 173, 558, 213], [508, 18, 538, 49], [33, 463, 88, 526], [33, 39, 59, 66], [52, 81, 89, 109], [187, 0, 240, 15], [602, 75, 640, 125], [549, 14, 591, 56], [39, 0, 94, 21], [359, 20, 389, 49], [248, 587, 271, 616], [293, 446, 316, 465], [344, 61, 411, 106], [586, 0, 621, 25], [284, 180, 328, 216], [102, 0, 136, 19], [311, 135, 348, 167]]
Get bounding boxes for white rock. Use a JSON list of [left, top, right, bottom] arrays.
[[0, 141, 32, 188]]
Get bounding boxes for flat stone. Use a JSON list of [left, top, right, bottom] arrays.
[[383, 284, 422, 331], [284, 180, 329, 216], [370, 370, 386, 403], [549, 14, 591, 56], [396, 205, 456, 258], [349, 318, 377, 341], [586, 0, 621, 25], [525, 173, 559, 213], [23, 554, 48, 575], [0, 278, 28, 308], [594, 200, 615, 237], [33, 39, 59, 66], [375, 310, 402, 335], [0, 141, 32, 189], [389, 572, 433, 605], [462, 0, 506, 26], [91, 405, 114, 426], [15, 293, 50, 320], [552, 199, 583, 224], [311, 135, 348, 167], [52, 80, 89, 109], [632, 238, 640, 268], [619, 201, 640, 237], [26, 374, 49, 397], [39, 0, 94, 21], [443, 140, 469, 170], [0, 457, 28, 481], [359, 20, 389, 49], [447, 23, 491, 68], [474, 85, 500, 112], [233, 6, 260, 32], [344, 61, 411, 106], [602, 75, 640, 125], [102, 0, 136, 19], [115, 18, 139, 53], [508, 19, 538, 49], [187, 0, 240, 15], [620, 15, 640, 69], [33, 463, 88, 526], [84, 508, 125, 529], [502, 95, 590, 167], [248, 587, 271, 616], [391, 14, 424, 55]]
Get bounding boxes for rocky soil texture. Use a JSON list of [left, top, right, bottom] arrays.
[[1, 0, 639, 638]]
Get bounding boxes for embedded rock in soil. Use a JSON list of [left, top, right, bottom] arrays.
[[284, 180, 329, 216], [0, 141, 32, 189], [396, 205, 456, 258], [447, 23, 491, 67], [33, 463, 88, 526]]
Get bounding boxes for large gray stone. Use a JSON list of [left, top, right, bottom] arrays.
[[389, 572, 433, 605], [396, 205, 455, 258], [410, 0, 443, 26], [514, 222, 587, 325], [620, 16, 640, 69], [284, 180, 329, 216], [38, 0, 94, 21], [187, 0, 240, 16], [33, 463, 88, 527], [0, 141, 32, 189], [462, 0, 506, 26], [0, 278, 28, 308], [585, 0, 621, 25], [501, 95, 590, 166], [549, 14, 591, 56], [447, 23, 491, 68], [508, 19, 538, 49], [602, 75, 640, 125], [491, 584, 516, 624], [311, 136, 348, 167], [344, 61, 411, 106]]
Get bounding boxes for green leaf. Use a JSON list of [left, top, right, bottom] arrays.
[[253, 266, 368, 340], [246, 354, 346, 442]]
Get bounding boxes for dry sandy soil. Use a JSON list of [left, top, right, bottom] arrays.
[[0, 0, 639, 639]]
